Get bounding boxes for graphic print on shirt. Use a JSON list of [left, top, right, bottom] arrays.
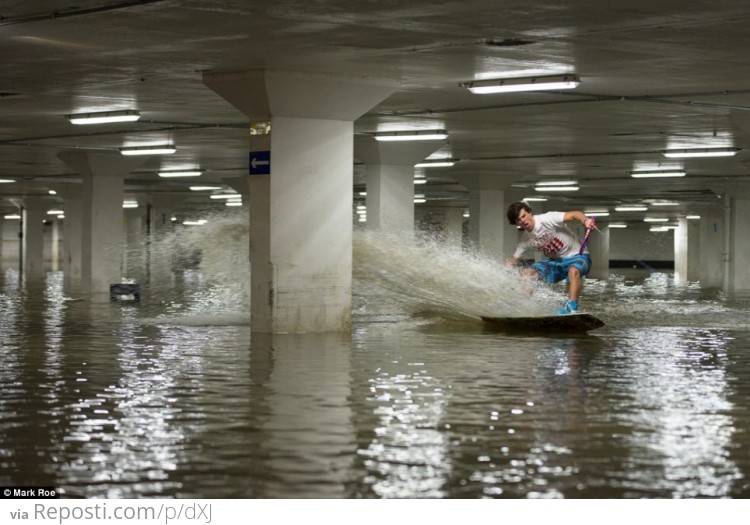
[[531, 232, 565, 257]]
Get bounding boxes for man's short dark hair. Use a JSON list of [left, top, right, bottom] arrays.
[[507, 201, 532, 225]]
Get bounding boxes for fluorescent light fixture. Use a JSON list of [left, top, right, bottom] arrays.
[[119, 144, 176, 156], [359, 192, 367, 196], [536, 180, 577, 186], [686, 215, 701, 220], [67, 109, 140, 125], [608, 223, 628, 228], [414, 159, 456, 168], [46, 210, 64, 215], [0, 179, 14, 183], [615, 205, 648, 212], [535, 185, 579, 192], [584, 210, 610, 216], [48, 190, 57, 195], [183, 219, 207, 226], [644, 217, 669, 222], [650, 226, 669, 232], [190, 185, 222, 191], [630, 169, 685, 178], [225, 201, 243, 207], [4, 214, 21, 219], [522, 197, 548, 202], [463, 211, 470, 218], [122, 201, 138, 208], [662, 147, 739, 158], [209, 193, 240, 200], [650, 201, 680, 206], [158, 170, 202, 178], [414, 198, 427, 203], [460, 74, 581, 94], [414, 178, 427, 184], [374, 129, 448, 142]]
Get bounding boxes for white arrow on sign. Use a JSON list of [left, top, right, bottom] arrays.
[[251, 157, 270, 169]]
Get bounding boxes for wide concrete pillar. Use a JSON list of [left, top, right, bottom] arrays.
[[50, 218, 62, 271], [698, 206, 723, 289], [454, 173, 522, 260], [674, 217, 700, 284], [204, 69, 398, 333], [722, 187, 750, 297], [124, 206, 148, 281], [445, 208, 466, 247], [353, 136, 445, 236], [20, 197, 50, 283], [588, 223, 610, 280], [469, 188, 505, 260], [58, 150, 146, 295], [55, 186, 84, 292]]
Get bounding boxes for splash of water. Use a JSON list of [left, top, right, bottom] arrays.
[[353, 231, 564, 319], [136, 209, 251, 326], [135, 215, 566, 325]]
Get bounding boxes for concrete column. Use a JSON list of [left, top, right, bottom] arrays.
[[444, 208, 465, 249], [20, 197, 50, 283], [57, 187, 83, 292], [722, 188, 750, 298], [588, 223, 610, 280], [675, 217, 700, 284], [698, 206, 723, 289], [674, 218, 688, 284], [124, 207, 148, 281], [454, 173, 522, 260], [466, 187, 506, 260], [51, 219, 62, 271], [687, 218, 700, 281], [204, 69, 398, 333], [58, 150, 146, 295], [353, 136, 445, 237], [365, 164, 414, 234], [0, 215, 21, 265]]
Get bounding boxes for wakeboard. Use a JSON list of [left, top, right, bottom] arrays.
[[481, 313, 605, 332]]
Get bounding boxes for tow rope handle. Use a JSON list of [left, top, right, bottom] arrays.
[[578, 216, 596, 255]]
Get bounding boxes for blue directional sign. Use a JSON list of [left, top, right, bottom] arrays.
[[249, 150, 271, 175]]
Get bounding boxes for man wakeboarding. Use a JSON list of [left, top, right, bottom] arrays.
[[506, 201, 596, 315]]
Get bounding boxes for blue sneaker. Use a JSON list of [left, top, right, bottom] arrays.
[[557, 300, 579, 315]]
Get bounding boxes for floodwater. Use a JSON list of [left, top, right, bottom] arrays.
[[1, 224, 750, 498]]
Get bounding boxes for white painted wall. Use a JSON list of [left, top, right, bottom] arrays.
[[0, 219, 61, 266], [609, 225, 674, 262]]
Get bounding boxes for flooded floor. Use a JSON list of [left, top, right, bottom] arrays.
[[1, 263, 750, 498]]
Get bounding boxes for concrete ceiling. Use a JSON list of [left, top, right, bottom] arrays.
[[3, 0, 750, 224]]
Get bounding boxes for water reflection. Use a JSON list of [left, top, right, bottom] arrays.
[[2, 260, 750, 498], [613, 328, 740, 497], [250, 333, 355, 498], [357, 356, 450, 498]]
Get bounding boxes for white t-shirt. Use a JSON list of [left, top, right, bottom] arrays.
[[513, 211, 584, 260]]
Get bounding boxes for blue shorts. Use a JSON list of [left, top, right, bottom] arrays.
[[530, 254, 592, 284]]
